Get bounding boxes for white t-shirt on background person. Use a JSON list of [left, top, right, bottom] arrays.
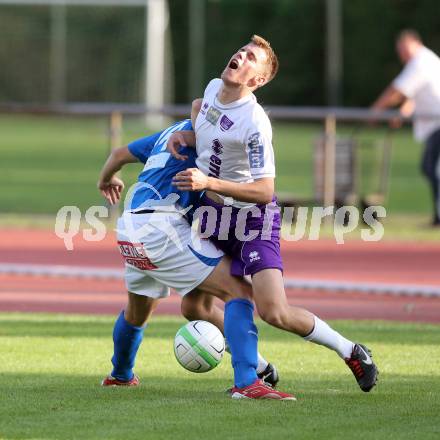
[[393, 46, 440, 142]]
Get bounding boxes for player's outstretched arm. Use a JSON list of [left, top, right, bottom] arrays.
[[173, 168, 274, 204], [371, 85, 406, 111], [97, 146, 138, 205], [167, 130, 196, 160]]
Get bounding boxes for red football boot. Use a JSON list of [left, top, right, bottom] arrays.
[[101, 375, 140, 387], [231, 379, 296, 400]]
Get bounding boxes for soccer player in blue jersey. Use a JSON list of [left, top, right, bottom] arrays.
[[97, 118, 294, 399]]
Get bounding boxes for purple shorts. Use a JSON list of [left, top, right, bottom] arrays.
[[198, 194, 283, 276]]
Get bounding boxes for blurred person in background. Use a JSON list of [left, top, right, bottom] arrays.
[[372, 29, 440, 227]]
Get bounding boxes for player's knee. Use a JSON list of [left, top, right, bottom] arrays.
[[126, 292, 155, 326], [181, 297, 204, 321], [236, 279, 253, 300], [258, 307, 285, 329], [221, 278, 253, 301], [180, 299, 196, 321], [124, 307, 149, 327], [125, 313, 148, 327]]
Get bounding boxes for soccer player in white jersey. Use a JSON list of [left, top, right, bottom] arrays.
[[97, 119, 294, 399], [168, 35, 378, 394], [372, 29, 440, 226]]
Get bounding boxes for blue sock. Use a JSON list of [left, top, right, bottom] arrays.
[[224, 298, 259, 388], [111, 311, 146, 381]]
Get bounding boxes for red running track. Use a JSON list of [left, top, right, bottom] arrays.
[[0, 229, 439, 323]]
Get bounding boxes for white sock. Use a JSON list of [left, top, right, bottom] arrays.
[[304, 316, 354, 359], [256, 353, 269, 374], [225, 341, 268, 373]]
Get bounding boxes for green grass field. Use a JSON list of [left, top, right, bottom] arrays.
[[1, 313, 439, 440], [0, 114, 431, 217]]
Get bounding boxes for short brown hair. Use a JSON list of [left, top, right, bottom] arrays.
[[250, 34, 279, 83], [397, 29, 422, 44]]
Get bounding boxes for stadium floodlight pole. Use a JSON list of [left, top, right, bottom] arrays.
[[188, 0, 205, 100], [0, 0, 168, 123], [325, 0, 343, 106], [323, 114, 336, 222], [108, 111, 123, 218], [145, 0, 169, 127], [50, 3, 66, 104]]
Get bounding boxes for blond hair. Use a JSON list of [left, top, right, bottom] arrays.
[[250, 34, 279, 83]]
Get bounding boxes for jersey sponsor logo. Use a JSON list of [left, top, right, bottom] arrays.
[[206, 106, 222, 126], [144, 152, 171, 171], [125, 258, 157, 270], [117, 240, 158, 270], [208, 139, 223, 177], [248, 132, 265, 169], [200, 102, 209, 115], [212, 138, 223, 155], [219, 115, 234, 131], [208, 154, 222, 177]]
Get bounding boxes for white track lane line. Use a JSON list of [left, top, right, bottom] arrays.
[[1, 263, 439, 297]]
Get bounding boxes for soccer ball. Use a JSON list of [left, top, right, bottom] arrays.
[[174, 320, 225, 373]]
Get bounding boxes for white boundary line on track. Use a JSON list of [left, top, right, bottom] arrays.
[[283, 278, 440, 298], [1, 263, 440, 298], [0, 263, 124, 279]]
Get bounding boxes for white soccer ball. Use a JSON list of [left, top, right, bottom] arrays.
[[174, 320, 225, 373]]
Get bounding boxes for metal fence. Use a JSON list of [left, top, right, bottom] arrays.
[[0, 102, 412, 211]]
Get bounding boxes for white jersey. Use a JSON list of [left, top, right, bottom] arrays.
[[393, 46, 440, 142], [195, 78, 275, 207]]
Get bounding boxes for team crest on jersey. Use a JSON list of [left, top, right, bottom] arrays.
[[212, 139, 223, 155], [206, 106, 222, 126], [248, 132, 265, 168], [219, 115, 234, 131]]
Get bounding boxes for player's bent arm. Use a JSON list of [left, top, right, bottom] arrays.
[[99, 146, 138, 182], [387, 98, 415, 129], [399, 98, 415, 117], [167, 130, 196, 160], [191, 98, 203, 127], [207, 176, 274, 204], [371, 85, 407, 111], [97, 146, 138, 205], [173, 168, 274, 204]]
